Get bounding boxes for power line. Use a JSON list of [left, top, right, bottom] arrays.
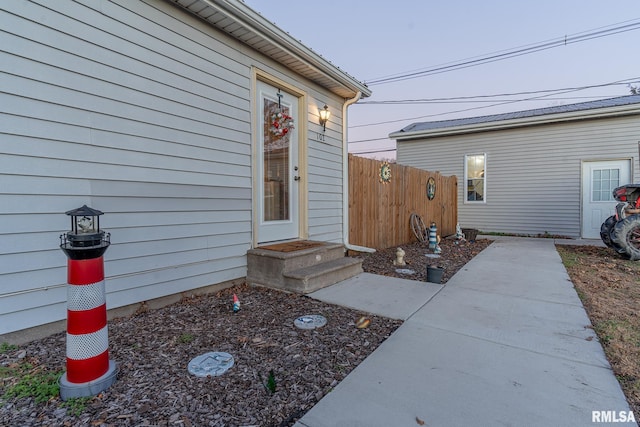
[[365, 18, 640, 86], [349, 77, 640, 129], [349, 136, 391, 144], [358, 81, 639, 105], [360, 95, 622, 105], [366, 19, 640, 85], [349, 90, 587, 139], [348, 88, 637, 145]]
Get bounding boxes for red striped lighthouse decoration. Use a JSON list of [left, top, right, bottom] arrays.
[[59, 205, 117, 400]]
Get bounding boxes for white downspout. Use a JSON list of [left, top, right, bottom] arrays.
[[342, 92, 376, 253]]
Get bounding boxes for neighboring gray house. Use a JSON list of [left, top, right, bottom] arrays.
[[391, 95, 640, 239], [0, 0, 371, 337]]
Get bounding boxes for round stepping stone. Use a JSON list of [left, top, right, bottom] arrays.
[[294, 314, 327, 329], [188, 352, 234, 377]]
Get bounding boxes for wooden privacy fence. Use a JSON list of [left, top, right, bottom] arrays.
[[348, 154, 458, 250]]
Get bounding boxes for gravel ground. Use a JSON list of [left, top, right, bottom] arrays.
[[1, 238, 491, 426]]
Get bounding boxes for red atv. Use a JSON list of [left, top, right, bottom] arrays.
[[601, 184, 640, 260]]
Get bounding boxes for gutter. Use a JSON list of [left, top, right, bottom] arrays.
[[342, 92, 376, 253]]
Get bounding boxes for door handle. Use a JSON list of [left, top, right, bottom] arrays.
[[294, 176, 301, 181]]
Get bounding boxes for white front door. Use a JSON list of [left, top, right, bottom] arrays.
[[256, 80, 300, 243], [581, 159, 631, 238]]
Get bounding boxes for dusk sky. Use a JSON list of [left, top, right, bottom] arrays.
[[242, 1, 640, 159]]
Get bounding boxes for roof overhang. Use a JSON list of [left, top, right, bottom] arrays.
[[170, 0, 371, 99], [390, 102, 640, 142]]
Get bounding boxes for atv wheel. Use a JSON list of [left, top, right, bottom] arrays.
[[611, 214, 640, 260], [600, 215, 616, 248], [610, 231, 630, 257]]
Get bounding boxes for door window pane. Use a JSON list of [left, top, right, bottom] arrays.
[[263, 98, 290, 221], [592, 168, 619, 202]]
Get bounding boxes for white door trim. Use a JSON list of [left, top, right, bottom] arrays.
[[252, 72, 307, 246]]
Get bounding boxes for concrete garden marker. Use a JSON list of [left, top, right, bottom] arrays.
[[294, 315, 327, 329], [188, 352, 234, 377]]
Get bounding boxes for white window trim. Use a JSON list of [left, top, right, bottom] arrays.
[[464, 153, 487, 204]]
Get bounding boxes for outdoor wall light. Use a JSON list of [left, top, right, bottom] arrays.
[[319, 105, 330, 132]]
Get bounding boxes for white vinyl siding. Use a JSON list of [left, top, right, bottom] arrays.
[[307, 128, 345, 242], [0, 0, 347, 334], [397, 115, 640, 238], [301, 94, 345, 243]]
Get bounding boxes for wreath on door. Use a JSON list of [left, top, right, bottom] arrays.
[[270, 111, 295, 137]]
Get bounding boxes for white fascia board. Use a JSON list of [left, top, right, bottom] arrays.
[[390, 103, 640, 141]]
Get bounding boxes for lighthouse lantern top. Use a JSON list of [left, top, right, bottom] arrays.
[[60, 205, 110, 258], [65, 205, 104, 236]]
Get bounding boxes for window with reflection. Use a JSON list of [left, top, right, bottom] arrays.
[[465, 154, 485, 202]]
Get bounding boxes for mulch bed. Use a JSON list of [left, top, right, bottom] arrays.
[[0, 238, 491, 426], [1, 284, 400, 427], [356, 237, 493, 283]]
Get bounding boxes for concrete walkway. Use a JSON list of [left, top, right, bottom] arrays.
[[296, 237, 632, 427]]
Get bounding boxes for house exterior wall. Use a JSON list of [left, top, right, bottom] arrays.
[[0, 0, 347, 335], [397, 114, 640, 238]]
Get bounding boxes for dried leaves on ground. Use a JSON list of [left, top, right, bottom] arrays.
[[557, 245, 640, 415]]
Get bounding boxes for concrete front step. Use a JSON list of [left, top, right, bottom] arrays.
[[246, 241, 363, 293], [247, 242, 345, 271], [283, 257, 363, 294]]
